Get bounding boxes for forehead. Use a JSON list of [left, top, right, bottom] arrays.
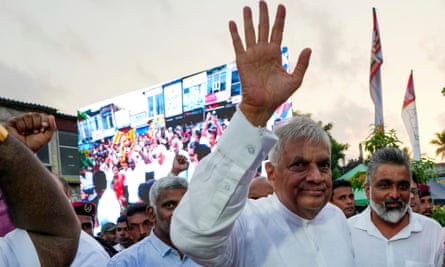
[[373, 163, 410, 183], [333, 186, 353, 196], [77, 215, 93, 223], [127, 212, 149, 223], [104, 231, 115, 235], [117, 222, 127, 228], [281, 139, 330, 160], [157, 188, 187, 203]]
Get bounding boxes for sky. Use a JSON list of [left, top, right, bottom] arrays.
[[1, 0, 444, 162]]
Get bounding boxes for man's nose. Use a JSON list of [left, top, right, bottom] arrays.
[[306, 165, 322, 182], [388, 185, 401, 198]]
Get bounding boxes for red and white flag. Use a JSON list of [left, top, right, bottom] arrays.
[[402, 70, 421, 160], [370, 7, 384, 131]]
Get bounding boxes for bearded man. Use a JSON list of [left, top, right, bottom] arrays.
[[348, 147, 444, 267]]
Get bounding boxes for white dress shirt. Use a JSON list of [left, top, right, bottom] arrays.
[[71, 231, 110, 267], [171, 110, 355, 267], [0, 229, 40, 266], [349, 206, 444, 267]]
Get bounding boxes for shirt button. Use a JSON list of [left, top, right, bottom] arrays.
[[247, 145, 255, 154], [224, 183, 231, 191]]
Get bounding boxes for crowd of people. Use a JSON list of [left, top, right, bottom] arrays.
[[0, 1, 444, 266], [79, 108, 224, 215]]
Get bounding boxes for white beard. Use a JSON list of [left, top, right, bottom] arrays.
[[369, 189, 408, 224]]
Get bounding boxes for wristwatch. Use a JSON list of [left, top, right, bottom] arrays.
[[0, 124, 8, 143]]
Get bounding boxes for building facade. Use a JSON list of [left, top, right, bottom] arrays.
[[0, 97, 80, 189]]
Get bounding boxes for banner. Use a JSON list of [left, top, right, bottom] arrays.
[[370, 7, 384, 131], [402, 71, 421, 160]]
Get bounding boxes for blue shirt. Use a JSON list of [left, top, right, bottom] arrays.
[[107, 231, 201, 267]]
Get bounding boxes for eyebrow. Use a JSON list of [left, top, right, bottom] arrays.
[[375, 178, 410, 185]]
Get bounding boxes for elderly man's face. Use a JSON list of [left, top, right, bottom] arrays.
[[149, 188, 187, 240], [366, 163, 410, 224], [266, 139, 332, 219]]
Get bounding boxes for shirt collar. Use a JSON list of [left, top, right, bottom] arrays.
[[354, 206, 423, 240], [149, 231, 174, 257]]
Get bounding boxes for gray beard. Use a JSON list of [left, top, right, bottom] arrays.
[[369, 191, 408, 223]]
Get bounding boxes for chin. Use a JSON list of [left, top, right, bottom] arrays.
[[299, 198, 327, 210]]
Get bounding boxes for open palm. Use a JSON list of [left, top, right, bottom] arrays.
[[229, 2, 311, 126]]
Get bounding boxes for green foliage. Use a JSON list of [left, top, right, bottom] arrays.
[[363, 125, 402, 159], [411, 158, 438, 184], [432, 206, 445, 226], [350, 171, 367, 190], [442, 87, 445, 96], [323, 122, 350, 180], [430, 130, 445, 160]]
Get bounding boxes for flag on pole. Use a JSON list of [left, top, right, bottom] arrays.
[[402, 70, 421, 160], [370, 7, 384, 131]]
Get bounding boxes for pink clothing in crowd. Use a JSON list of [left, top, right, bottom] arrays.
[[0, 190, 15, 236]]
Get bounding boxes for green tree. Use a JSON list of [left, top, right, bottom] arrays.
[[349, 171, 367, 190], [430, 130, 445, 160], [363, 125, 402, 159], [433, 206, 445, 226], [323, 123, 350, 179], [411, 158, 438, 184]]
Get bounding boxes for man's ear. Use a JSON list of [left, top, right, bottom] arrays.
[[147, 206, 156, 224], [264, 162, 275, 185], [364, 183, 370, 200]]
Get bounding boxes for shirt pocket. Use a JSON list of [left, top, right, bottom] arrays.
[[405, 260, 434, 267]]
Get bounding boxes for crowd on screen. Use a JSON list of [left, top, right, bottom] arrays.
[[79, 111, 228, 216]]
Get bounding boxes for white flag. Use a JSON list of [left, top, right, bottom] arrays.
[[402, 70, 421, 160]]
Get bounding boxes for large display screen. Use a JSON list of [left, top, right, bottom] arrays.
[[77, 47, 290, 225]]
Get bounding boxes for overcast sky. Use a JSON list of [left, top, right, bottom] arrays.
[[1, 0, 444, 161]]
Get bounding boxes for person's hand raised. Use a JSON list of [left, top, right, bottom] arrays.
[[170, 154, 189, 176], [6, 112, 56, 153], [229, 1, 311, 126]]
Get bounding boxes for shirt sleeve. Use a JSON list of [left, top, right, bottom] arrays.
[[170, 109, 277, 266], [0, 229, 40, 266]]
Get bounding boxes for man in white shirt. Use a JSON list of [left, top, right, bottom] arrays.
[[348, 147, 444, 266], [170, 2, 355, 266], [123, 158, 146, 204], [151, 144, 172, 180], [0, 113, 80, 266]]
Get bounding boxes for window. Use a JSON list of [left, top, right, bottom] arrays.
[[37, 144, 50, 165], [59, 131, 80, 176]]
